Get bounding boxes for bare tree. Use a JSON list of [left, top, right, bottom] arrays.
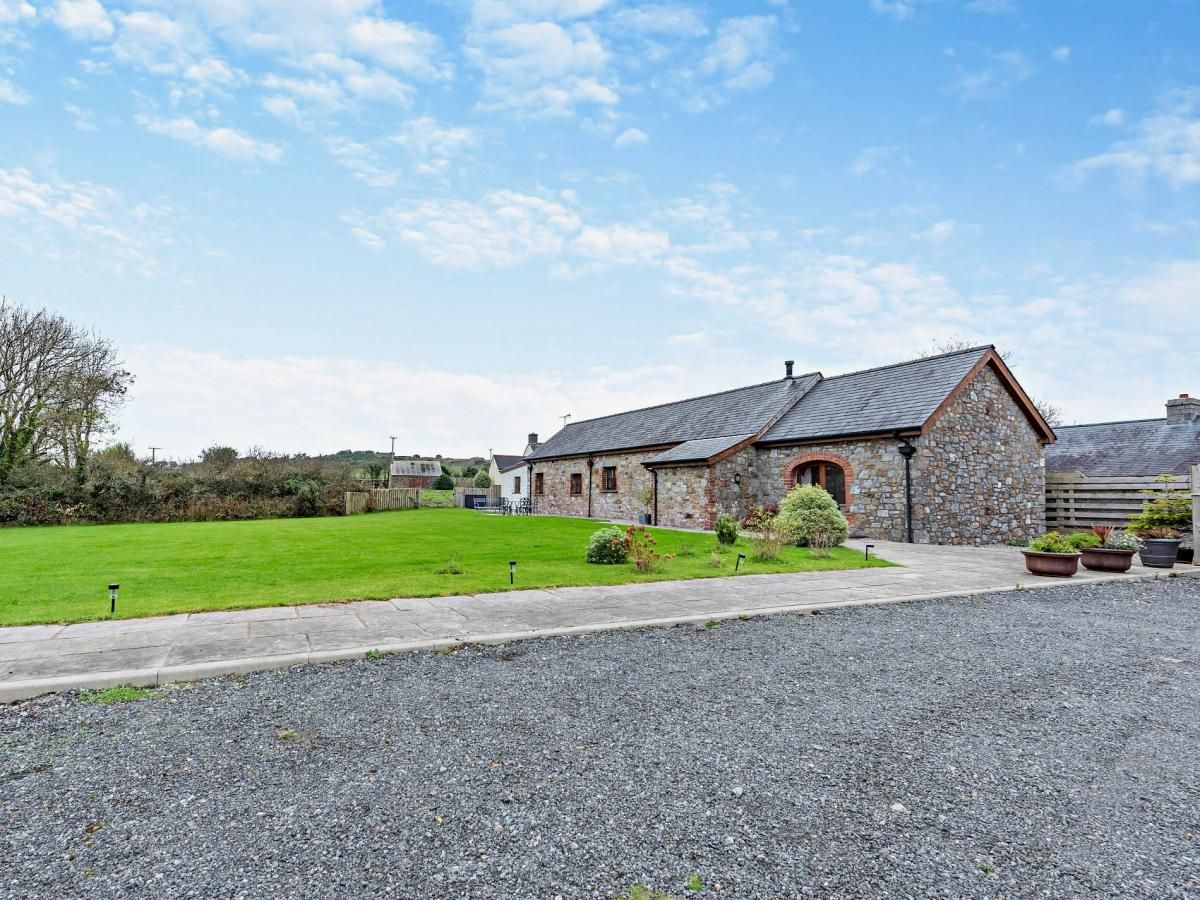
[[916, 338, 1063, 428], [0, 299, 132, 483]]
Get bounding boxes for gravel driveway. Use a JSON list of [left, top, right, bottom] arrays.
[[2, 577, 1198, 899]]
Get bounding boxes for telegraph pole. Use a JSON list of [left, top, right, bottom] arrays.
[[389, 435, 397, 462], [148, 446, 161, 465]]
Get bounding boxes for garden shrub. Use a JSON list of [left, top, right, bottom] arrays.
[[714, 514, 738, 545], [777, 484, 847, 547], [433, 473, 455, 490], [1104, 531, 1139, 551], [473, 471, 492, 488], [615, 525, 671, 572], [1126, 474, 1191, 537], [586, 527, 628, 564], [744, 505, 785, 561], [1028, 532, 1075, 554], [804, 507, 850, 557], [1068, 531, 1102, 550]]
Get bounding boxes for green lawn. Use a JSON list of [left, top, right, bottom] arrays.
[[0, 510, 892, 627]]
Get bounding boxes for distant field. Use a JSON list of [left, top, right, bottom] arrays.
[[0, 510, 892, 627]]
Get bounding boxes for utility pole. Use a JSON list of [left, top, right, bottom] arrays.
[[148, 446, 161, 465], [389, 435, 397, 462]]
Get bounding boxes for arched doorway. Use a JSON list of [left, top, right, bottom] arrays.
[[791, 460, 847, 507]]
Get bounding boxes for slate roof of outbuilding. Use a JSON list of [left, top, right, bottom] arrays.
[[643, 433, 756, 467], [527, 374, 820, 460], [492, 454, 526, 473], [528, 346, 1030, 462], [759, 346, 989, 443], [1046, 418, 1200, 476]]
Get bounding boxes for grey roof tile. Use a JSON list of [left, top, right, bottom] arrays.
[[644, 433, 755, 466], [528, 374, 819, 460], [492, 454, 525, 473], [1046, 418, 1200, 476], [760, 346, 989, 443]]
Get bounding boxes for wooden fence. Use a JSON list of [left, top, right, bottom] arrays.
[[345, 488, 421, 515], [451, 477, 478, 489], [1045, 471, 1192, 532], [454, 485, 501, 507]]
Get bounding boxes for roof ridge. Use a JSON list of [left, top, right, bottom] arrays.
[[557, 371, 820, 429], [819, 345, 992, 384], [1056, 416, 1176, 429]]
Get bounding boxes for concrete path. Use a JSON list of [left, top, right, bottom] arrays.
[[2, 540, 1196, 703]]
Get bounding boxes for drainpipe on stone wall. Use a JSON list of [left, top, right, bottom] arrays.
[[586, 456, 595, 518], [526, 462, 533, 509], [897, 438, 916, 543], [652, 469, 659, 526]]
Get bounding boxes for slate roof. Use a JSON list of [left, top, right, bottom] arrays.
[[528, 346, 1028, 462], [390, 459, 442, 477], [1046, 418, 1200, 476], [492, 454, 526, 473], [644, 433, 756, 467], [759, 346, 989, 443], [528, 374, 820, 460]]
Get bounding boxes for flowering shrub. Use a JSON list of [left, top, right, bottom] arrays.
[[585, 527, 628, 564], [617, 525, 672, 572], [1104, 531, 1139, 551]]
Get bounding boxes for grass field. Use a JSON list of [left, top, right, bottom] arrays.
[[0, 510, 892, 627]]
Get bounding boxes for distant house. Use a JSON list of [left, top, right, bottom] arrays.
[[528, 347, 1054, 545], [489, 434, 541, 499], [388, 457, 443, 489]]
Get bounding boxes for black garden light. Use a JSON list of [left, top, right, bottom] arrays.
[[735, 553, 746, 571], [865, 543, 876, 561], [509, 560, 517, 585], [108, 583, 120, 615]]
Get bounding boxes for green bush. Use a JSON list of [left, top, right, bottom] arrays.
[[1028, 532, 1076, 554], [473, 470, 492, 488], [714, 514, 738, 545], [1068, 531, 1102, 550], [585, 527, 628, 564], [1126, 474, 1191, 536], [779, 483, 840, 516], [433, 473, 454, 490], [798, 506, 850, 556]]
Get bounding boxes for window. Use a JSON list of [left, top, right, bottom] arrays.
[[569, 473, 583, 496], [513, 476, 522, 495], [601, 466, 618, 491], [791, 461, 847, 507], [534, 472, 544, 495]]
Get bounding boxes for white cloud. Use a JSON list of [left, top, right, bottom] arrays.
[[613, 126, 647, 148], [51, 0, 113, 40], [1121, 260, 1200, 313], [326, 137, 400, 187], [572, 223, 670, 264], [183, 57, 243, 87], [666, 331, 710, 348], [1073, 89, 1200, 188], [1091, 107, 1126, 127], [468, 20, 617, 116], [0, 165, 163, 274], [609, 4, 708, 37], [470, 0, 613, 28], [676, 14, 777, 111], [848, 145, 899, 177], [913, 219, 956, 242], [111, 10, 204, 75], [947, 48, 1033, 100], [136, 114, 282, 162], [1051, 45, 1070, 62], [346, 17, 444, 77], [0, 78, 28, 104], [0, 0, 34, 25], [389, 116, 475, 174], [964, 0, 1015, 13], [869, 0, 915, 21]]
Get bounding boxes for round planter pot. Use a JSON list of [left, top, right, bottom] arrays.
[[1137, 538, 1182, 569], [1079, 547, 1135, 573], [1021, 549, 1081, 577]]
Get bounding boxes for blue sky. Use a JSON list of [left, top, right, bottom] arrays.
[[2, 0, 1198, 459]]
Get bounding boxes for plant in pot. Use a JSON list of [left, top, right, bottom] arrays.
[[637, 487, 654, 525], [1073, 525, 1137, 573], [1022, 532, 1081, 577], [1126, 474, 1192, 569]]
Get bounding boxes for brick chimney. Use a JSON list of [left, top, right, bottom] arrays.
[[784, 360, 795, 379], [1166, 393, 1200, 423], [527, 432, 539, 446]]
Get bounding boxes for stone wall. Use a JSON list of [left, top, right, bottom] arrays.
[[530, 451, 658, 522], [709, 446, 760, 523], [654, 465, 711, 529], [911, 363, 1044, 544], [754, 440, 906, 538]]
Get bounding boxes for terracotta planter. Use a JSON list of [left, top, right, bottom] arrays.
[[1079, 547, 1135, 573], [1021, 549, 1081, 577], [1138, 538, 1182, 569]]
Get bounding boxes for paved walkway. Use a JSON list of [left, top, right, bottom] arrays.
[[2, 540, 1196, 703]]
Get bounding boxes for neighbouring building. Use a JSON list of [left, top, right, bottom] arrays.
[[526, 347, 1055, 545], [489, 434, 541, 500], [388, 456, 443, 489]]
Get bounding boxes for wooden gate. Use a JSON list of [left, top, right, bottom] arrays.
[[1045, 471, 1192, 531]]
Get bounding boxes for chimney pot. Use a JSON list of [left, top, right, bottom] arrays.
[[784, 360, 795, 379], [1181, 393, 1190, 399]]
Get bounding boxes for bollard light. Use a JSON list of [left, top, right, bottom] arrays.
[[509, 560, 516, 585], [108, 583, 120, 615], [865, 543, 875, 561], [735, 553, 746, 572]]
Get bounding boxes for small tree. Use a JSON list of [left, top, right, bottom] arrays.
[[473, 470, 492, 488], [433, 473, 454, 490], [200, 445, 239, 471]]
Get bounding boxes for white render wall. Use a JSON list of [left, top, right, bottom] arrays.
[[500, 466, 528, 499]]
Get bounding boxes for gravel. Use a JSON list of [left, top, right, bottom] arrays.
[[2, 576, 1198, 899]]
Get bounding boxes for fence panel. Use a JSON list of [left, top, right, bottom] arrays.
[[345, 492, 369, 515], [1045, 472, 1191, 531], [369, 488, 420, 511]]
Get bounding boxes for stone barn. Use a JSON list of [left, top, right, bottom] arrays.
[[526, 346, 1055, 545]]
